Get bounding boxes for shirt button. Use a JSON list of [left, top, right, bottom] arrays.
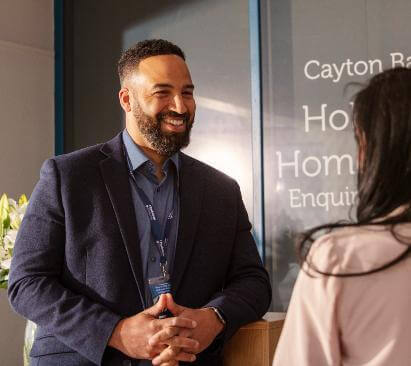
[[150, 256, 156, 262]]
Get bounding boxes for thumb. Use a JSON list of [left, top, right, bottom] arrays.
[[165, 293, 186, 316], [143, 294, 168, 317]]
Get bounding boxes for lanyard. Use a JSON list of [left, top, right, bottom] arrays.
[[135, 185, 174, 275], [125, 151, 174, 276]]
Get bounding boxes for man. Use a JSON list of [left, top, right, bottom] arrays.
[[9, 39, 271, 366]]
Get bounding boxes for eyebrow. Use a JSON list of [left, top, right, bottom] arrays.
[[152, 83, 195, 90]]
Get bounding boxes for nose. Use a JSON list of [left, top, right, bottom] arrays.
[[169, 94, 187, 114]]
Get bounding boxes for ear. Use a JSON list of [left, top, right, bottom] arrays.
[[119, 87, 131, 113]]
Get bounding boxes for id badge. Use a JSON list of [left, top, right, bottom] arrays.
[[148, 273, 171, 304]]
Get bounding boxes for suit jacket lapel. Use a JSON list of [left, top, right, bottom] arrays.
[[172, 153, 205, 294], [99, 134, 146, 307]]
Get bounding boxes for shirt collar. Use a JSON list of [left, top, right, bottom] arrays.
[[122, 129, 180, 172]]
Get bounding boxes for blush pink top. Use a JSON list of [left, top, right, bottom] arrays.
[[273, 224, 411, 366]]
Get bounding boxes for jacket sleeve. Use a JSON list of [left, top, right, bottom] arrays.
[[8, 158, 121, 366], [203, 181, 272, 341]]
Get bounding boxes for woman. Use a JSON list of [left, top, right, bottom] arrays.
[[273, 67, 411, 365]]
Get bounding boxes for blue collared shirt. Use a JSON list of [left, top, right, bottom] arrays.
[[122, 129, 180, 307]]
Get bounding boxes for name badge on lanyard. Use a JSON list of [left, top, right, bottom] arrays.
[[142, 198, 173, 306], [125, 152, 174, 306]]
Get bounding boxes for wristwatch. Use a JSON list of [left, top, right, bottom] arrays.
[[208, 306, 226, 327]]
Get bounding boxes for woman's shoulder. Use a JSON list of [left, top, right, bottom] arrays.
[[306, 224, 411, 274]]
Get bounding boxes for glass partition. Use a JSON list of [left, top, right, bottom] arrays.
[[261, 0, 411, 311]]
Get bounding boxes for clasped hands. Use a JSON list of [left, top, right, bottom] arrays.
[[108, 293, 224, 366]]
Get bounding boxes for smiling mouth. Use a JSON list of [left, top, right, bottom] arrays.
[[164, 119, 185, 126]]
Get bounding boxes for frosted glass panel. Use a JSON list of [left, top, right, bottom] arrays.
[[261, 0, 411, 311]]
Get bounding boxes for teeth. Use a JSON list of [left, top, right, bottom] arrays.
[[165, 119, 184, 126]]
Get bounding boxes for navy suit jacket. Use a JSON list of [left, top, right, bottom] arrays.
[[8, 133, 271, 366]]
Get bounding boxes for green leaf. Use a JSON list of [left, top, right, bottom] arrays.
[[0, 194, 11, 239], [10, 217, 20, 230], [0, 194, 9, 238], [0, 194, 9, 219], [18, 194, 28, 206], [0, 269, 7, 288], [3, 216, 10, 231], [0, 269, 7, 279]]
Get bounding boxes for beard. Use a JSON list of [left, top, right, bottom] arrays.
[[132, 103, 194, 157]]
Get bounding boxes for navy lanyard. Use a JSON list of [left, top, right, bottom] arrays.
[[125, 151, 174, 275]]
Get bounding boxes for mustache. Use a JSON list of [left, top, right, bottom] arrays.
[[157, 111, 191, 123]]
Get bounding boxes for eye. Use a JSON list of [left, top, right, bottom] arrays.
[[183, 91, 194, 97], [154, 90, 170, 97]]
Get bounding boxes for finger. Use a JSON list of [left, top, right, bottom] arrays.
[[149, 327, 180, 346], [165, 294, 185, 316], [168, 316, 197, 329], [153, 349, 196, 364], [152, 346, 181, 365], [175, 351, 197, 362], [163, 335, 199, 350], [152, 316, 197, 332], [147, 343, 167, 357], [158, 362, 179, 366], [149, 329, 198, 349], [143, 294, 168, 317]]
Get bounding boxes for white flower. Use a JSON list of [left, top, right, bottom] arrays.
[[4, 229, 18, 248], [0, 245, 8, 261], [19, 201, 28, 215], [9, 201, 27, 230], [0, 193, 28, 288], [7, 198, 17, 210], [9, 212, 22, 230], [0, 258, 11, 270]]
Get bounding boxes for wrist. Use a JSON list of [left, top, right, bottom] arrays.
[[108, 318, 126, 351], [206, 307, 226, 335]]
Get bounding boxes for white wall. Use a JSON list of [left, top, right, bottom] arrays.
[[0, 1, 54, 364]]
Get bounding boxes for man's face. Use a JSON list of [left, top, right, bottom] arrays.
[[128, 54, 196, 156]]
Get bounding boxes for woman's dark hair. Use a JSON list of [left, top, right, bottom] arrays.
[[117, 39, 186, 85], [299, 67, 411, 276]]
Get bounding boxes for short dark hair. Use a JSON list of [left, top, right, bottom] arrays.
[[117, 39, 186, 84]]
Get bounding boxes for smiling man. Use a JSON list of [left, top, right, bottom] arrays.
[[9, 39, 271, 366]]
